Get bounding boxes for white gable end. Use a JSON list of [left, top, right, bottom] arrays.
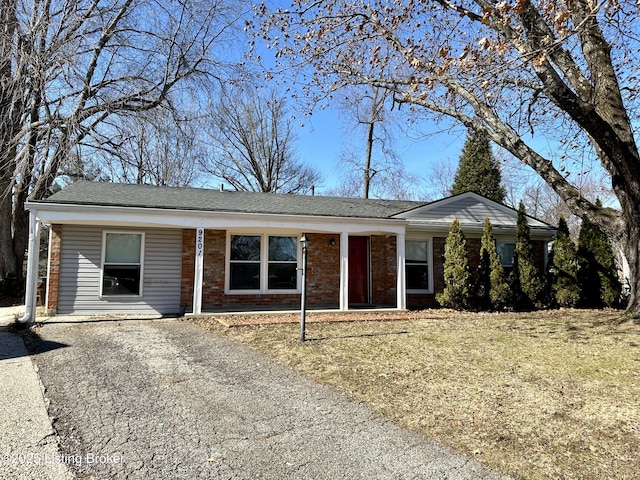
[[394, 192, 555, 235]]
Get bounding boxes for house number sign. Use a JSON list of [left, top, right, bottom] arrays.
[[196, 228, 204, 258]]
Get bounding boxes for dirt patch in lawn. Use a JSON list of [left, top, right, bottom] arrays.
[[188, 309, 640, 480]]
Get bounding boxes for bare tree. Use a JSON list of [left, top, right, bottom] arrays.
[[500, 151, 615, 239], [336, 85, 404, 198], [96, 111, 205, 187], [257, 1, 640, 315], [201, 87, 321, 193], [0, 0, 243, 280], [425, 158, 457, 201], [329, 85, 425, 200], [326, 156, 423, 200]]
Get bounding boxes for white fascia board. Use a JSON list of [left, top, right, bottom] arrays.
[[26, 202, 407, 235], [406, 221, 556, 240]]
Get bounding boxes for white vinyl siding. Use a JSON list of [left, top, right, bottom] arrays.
[[399, 193, 553, 230], [404, 195, 516, 225], [57, 225, 182, 315]]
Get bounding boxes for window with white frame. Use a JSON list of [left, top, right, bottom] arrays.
[[229, 235, 261, 290], [268, 236, 298, 290], [228, 234, 298, 292], [102, 232, 144, 296], [406, 239, 431, 292], [496, 241, 516, 267]]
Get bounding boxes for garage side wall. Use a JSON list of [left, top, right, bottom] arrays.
[[56, 225, 183, 315]]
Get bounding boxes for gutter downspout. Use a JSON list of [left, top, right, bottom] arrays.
[[19, 209, 40, 324]]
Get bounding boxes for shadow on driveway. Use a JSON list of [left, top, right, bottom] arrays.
[[18, 329, 69, 359]]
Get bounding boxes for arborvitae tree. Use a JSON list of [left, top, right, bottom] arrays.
[[476, 219, 493, 310], [550, 216, 581, 307], [450, 129, 506, 203], [477, 217, 510, 310], [437, 218, 472, 310], [577, 201, 621, 308], [511, 202, 544, 310]]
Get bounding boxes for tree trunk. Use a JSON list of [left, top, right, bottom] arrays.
[[0, 184, 18, 279], [12, 185, 29, 279], [363, 120, 374, 199], [0, 174, 29, 281], [621, 211, 640, 317]]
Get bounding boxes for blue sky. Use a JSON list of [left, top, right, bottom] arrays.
[[292, 106, 468, 197], [293, 104, 617, 213], [215, 3, 613, 206], [245, 5, 470, 199]]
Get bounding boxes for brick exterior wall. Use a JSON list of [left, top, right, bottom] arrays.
[[180, 230, 400, 311], [305, 233, 340, 308], [180, 230, 342, 311], [46, 224, 62, 313], [371, 235, 397, 306], [197, 229, 300, 310], [201, 229, 229, 308], [466, 238, 482, 273]]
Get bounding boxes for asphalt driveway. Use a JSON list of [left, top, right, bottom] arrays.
[[27, 318, 509, 479]]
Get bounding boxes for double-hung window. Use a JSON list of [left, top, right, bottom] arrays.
[[406, 239, 432, 293], [101, 232, 144, 296], [228, 234, 298, 293]]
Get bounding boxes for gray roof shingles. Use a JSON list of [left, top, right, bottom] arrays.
[[39, 181, 426, 219]]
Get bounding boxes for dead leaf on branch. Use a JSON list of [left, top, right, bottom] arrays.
[[514, 0, 528, 14], [554, 11, 571, 32]]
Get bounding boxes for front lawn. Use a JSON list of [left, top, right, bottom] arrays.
[[189, 309, 640, 480]]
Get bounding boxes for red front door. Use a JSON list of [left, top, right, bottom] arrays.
[[349, 236, 370, 305]]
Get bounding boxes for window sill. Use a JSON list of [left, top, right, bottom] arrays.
[[99, 294, 143, 299]]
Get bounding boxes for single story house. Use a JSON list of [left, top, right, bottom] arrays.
[[20, 181, 556, 320]]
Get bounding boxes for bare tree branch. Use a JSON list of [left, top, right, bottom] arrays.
[[201, 86, 321, 194], [256, 0, 640, 312], [1, 0, 243, 278]]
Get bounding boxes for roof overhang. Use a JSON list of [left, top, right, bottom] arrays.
[[26, 201, 408, 236]]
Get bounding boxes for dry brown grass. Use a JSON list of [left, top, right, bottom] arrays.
[[188, 309, 640, 480]]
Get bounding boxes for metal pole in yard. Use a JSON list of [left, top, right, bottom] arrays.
[[300, 234, 309, 341]]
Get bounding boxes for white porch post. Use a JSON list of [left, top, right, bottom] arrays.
[[192, 227, 204, 314], [19, 210, 41, 323], [339, 232, 349, 311], [396, 233, 406, 310]]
